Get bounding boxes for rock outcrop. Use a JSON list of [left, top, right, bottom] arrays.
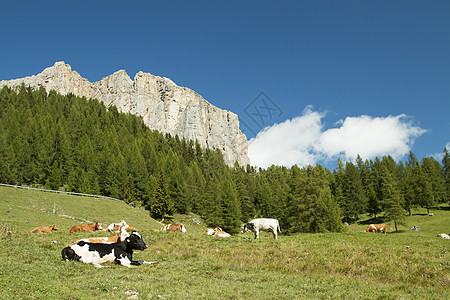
[[0, 62, 249, 166]]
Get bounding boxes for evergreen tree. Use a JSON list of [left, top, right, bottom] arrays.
[[149, 171, 175, 222], [186, 160, 206, 215], [366, 185, 380, 218], [405, 151, 421, 212], [380, 166, 405, 232], [332, 159, 349, 221], [443, 147, 450, 200], [343, 161, 367, 221], [232, 162, 255, 222], [421, 157, 446, 203], [287, 165, 342, 233], [416, 167, 435, 215], [46, 160, 61, 190]]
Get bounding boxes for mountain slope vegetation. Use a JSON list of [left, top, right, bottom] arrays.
[[0, 86, 448, 234]]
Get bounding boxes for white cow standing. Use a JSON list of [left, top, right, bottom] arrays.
[[241, 218, 281, 240]]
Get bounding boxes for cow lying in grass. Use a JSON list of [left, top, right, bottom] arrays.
[[68, 222, 103, 233], [107, 220, 137, 232], [365, 224, 388, 234], [437, 233, 450, 239], [62, 231, 157, 268], [72, 226, 130, 245], [31, 225, 58, 233], [153, 224, 186, 232], [207, 227, 231, 237]]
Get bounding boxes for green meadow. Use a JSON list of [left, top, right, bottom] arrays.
[[0, 186, 448, 299]]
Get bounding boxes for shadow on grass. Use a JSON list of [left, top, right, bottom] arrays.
[[358, 217, 387, 225], [387, 230, 405, 234], [437, 206, 450, 211]]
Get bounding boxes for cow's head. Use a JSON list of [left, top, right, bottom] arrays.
[[51, 225, 58, 231], [126, 232, 147, 251], [365, 224, 376, 232], [94, 222, 103, 231], [241, 222, 255, 233], [119, 225, 130, 241]]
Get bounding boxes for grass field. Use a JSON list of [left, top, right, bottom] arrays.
[[0, 186, 449, 299]]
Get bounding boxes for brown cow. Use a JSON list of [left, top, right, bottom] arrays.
[[31, 225, 58, 233], [107, 220, 136, 232], [68, 222, 103, 233], [365, 224, 387, 234], [159, 224, 186, 232], [72, 226, 130, 245]]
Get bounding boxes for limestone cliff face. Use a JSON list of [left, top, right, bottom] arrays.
[[0, 62, 249, 166]]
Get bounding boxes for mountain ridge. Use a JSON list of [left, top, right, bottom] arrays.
[[0, 62, 249, 166]]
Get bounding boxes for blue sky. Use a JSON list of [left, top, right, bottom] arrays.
[[1, 1, 449, 169]]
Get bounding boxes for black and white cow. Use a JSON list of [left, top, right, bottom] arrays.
[[61, 231, 157, 268], [242, 218, 281, 240]]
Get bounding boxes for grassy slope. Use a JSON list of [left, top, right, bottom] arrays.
[[0, 186, 449, 299]]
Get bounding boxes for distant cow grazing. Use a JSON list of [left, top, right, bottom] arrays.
[[365, 224, 388, 234], [62, 231, 157, 268], [107, 220, 137, 232], [31, 225, 58, 233], [160, 224, 186, 232], [68, 222, 103, 233], [242, 218, 281, 240]]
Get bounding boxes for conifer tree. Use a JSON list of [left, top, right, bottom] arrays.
[[405, 151, 421, 210], [421, 157, 446, 203], [380, 166, 404, 232], [46, 160, 61, 190], [149, 171, 175, 222], [416, 167, 435, 215], [343, 161, 367, 221], [443, 147, 450, 200]]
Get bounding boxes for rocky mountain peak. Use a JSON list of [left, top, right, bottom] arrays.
[[0, 62, 250, 166]]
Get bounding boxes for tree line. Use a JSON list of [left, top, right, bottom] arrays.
[[0, 86, 448, 234]]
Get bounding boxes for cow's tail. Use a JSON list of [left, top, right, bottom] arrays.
[[278, 223, 282, 235]]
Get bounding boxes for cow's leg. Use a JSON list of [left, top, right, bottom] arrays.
[[116, 258, 136, 268], [255, 229, 259, 239], [116, 254, 138, 268]]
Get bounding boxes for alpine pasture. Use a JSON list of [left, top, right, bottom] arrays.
[[0, 186, 448, 299]]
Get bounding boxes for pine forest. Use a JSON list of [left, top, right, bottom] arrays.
[[0, 86, 448, 234]]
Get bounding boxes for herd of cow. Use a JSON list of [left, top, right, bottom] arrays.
[[31, 218, 413, 268], [32, 220, 157, 268], [29, 218, 284, 268]]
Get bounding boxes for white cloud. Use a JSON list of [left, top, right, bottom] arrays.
[[431, 142, 450, 161], [248, 107, 427, 168], [248, 106, 324, 168]]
